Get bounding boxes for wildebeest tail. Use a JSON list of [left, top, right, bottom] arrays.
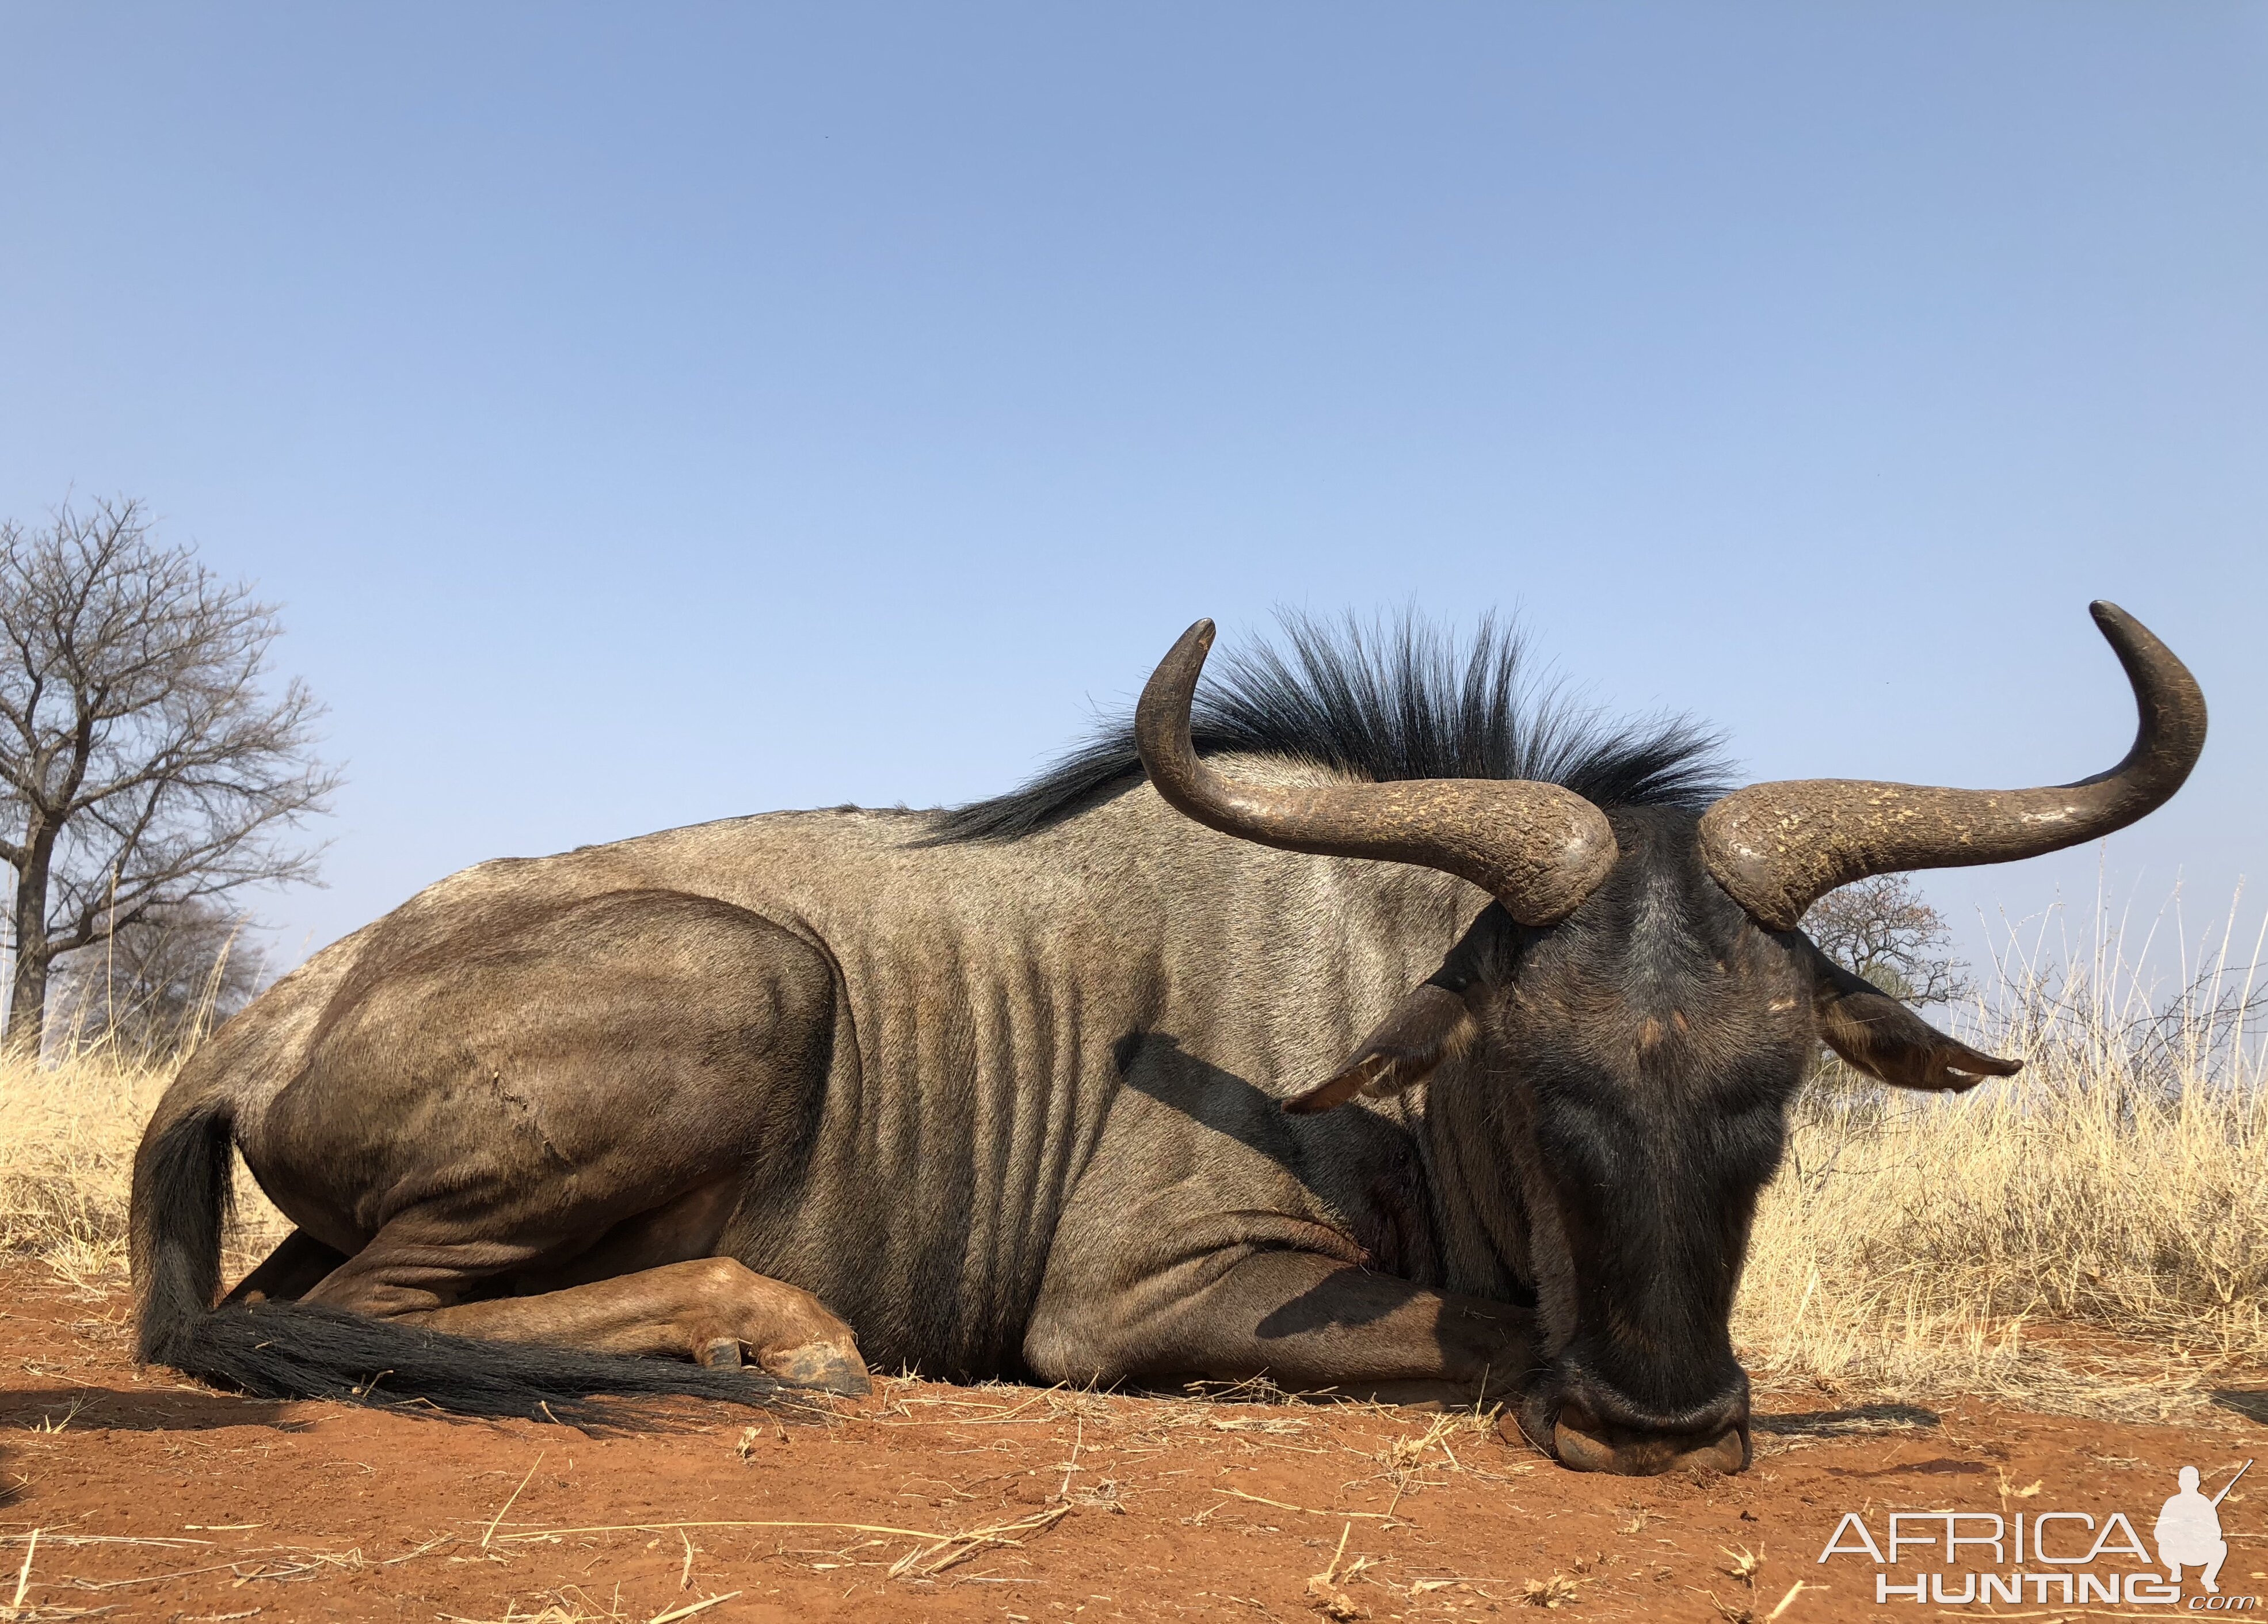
[[130, 1094, 802, 1424], [132, 1092, 238, 1371]]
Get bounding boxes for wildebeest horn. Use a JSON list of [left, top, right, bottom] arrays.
[[1698, 601, 2208, 931], [1134, 620, 1619, 925]]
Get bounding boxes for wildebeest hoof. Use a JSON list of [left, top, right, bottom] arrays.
[[761, 1340, 871, 1395], [696, 1337, 744, 1369]]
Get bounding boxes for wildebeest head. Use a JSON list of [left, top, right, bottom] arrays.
[[1135, 603, 2205, 1476]]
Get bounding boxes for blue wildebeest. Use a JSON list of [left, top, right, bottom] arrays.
[[132, 602, 2204, 1473]]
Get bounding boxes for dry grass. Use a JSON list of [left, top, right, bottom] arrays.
[[2, 891, 2260, 1418], [0, 1044, 285, 1288], [1737, 891, 2267, 1412]]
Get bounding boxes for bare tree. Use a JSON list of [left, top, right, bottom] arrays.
[[0, 498, 337, 1053], [1801, 872, 1970, 1006], [51, 898, 268, 1057]]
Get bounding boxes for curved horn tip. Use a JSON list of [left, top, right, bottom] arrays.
[[2086, 601, 2180, 664], [2078, 600, 2206, 738], [1139, 620, 1218, 703], [1137, 619, 1222, 796], [1142, 619, 1217, 700]]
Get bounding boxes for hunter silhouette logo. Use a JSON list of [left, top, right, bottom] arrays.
[[1815, 1456, 2256, 1609], [2158, 1461, 2247, 1595]]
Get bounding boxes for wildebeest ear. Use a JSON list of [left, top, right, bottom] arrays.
[[1285, 984, 1478, 1115], [1811, 959, 2020, 1093]]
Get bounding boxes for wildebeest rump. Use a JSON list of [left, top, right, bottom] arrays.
[[131, 603, 2205, 1473]]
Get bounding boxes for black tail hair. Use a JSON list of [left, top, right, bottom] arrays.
[[129, 1099, 803, 1425], [132, 1098, 237, 1370]]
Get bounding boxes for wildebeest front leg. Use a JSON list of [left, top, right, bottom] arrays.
[[303, 1254, 870, 1393], [1037, 1042, 1537, 1404], [1026, 1246, 1533, 1406]]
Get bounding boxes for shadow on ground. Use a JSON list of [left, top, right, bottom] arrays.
[[0, 1386, 311, 1434], [1752, 1402, 1940, 1439], [2210, 1389, 2268, 1426]]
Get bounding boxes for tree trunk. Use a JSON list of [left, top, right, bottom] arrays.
[[6, 835, 54, 1055], [6, 946, 49, 1055]]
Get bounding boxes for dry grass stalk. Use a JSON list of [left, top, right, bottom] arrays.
[[881, 1504, 1070, 1580], [1409, 1576, 1512, 1595], [1223, 1488, 1390, 1520], [482, 1452, 546, 1549], [438, 1592, 629, 1624], [1304, 1522, 1364, 1621], [7, 1527, 35, 1612], [495, 1519, 940, 1545], [1380, 1412, 1464, 1474], [1764, 1579, 1808, 1620], [1520, 1572, 1579, 1608]]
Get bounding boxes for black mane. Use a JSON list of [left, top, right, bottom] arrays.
[[931, 611, 1732, 843]]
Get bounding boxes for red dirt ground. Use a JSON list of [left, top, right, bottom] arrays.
[[0, 1263, 2259, 1623]]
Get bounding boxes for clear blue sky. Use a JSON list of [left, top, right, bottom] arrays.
[[3, 5, 2262, 986]]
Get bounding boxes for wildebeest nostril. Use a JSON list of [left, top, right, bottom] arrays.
[[1555, 1365, 1749, 1439]]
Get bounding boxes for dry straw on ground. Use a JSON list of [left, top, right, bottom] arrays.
[[2, 891, 2259, 1410]]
